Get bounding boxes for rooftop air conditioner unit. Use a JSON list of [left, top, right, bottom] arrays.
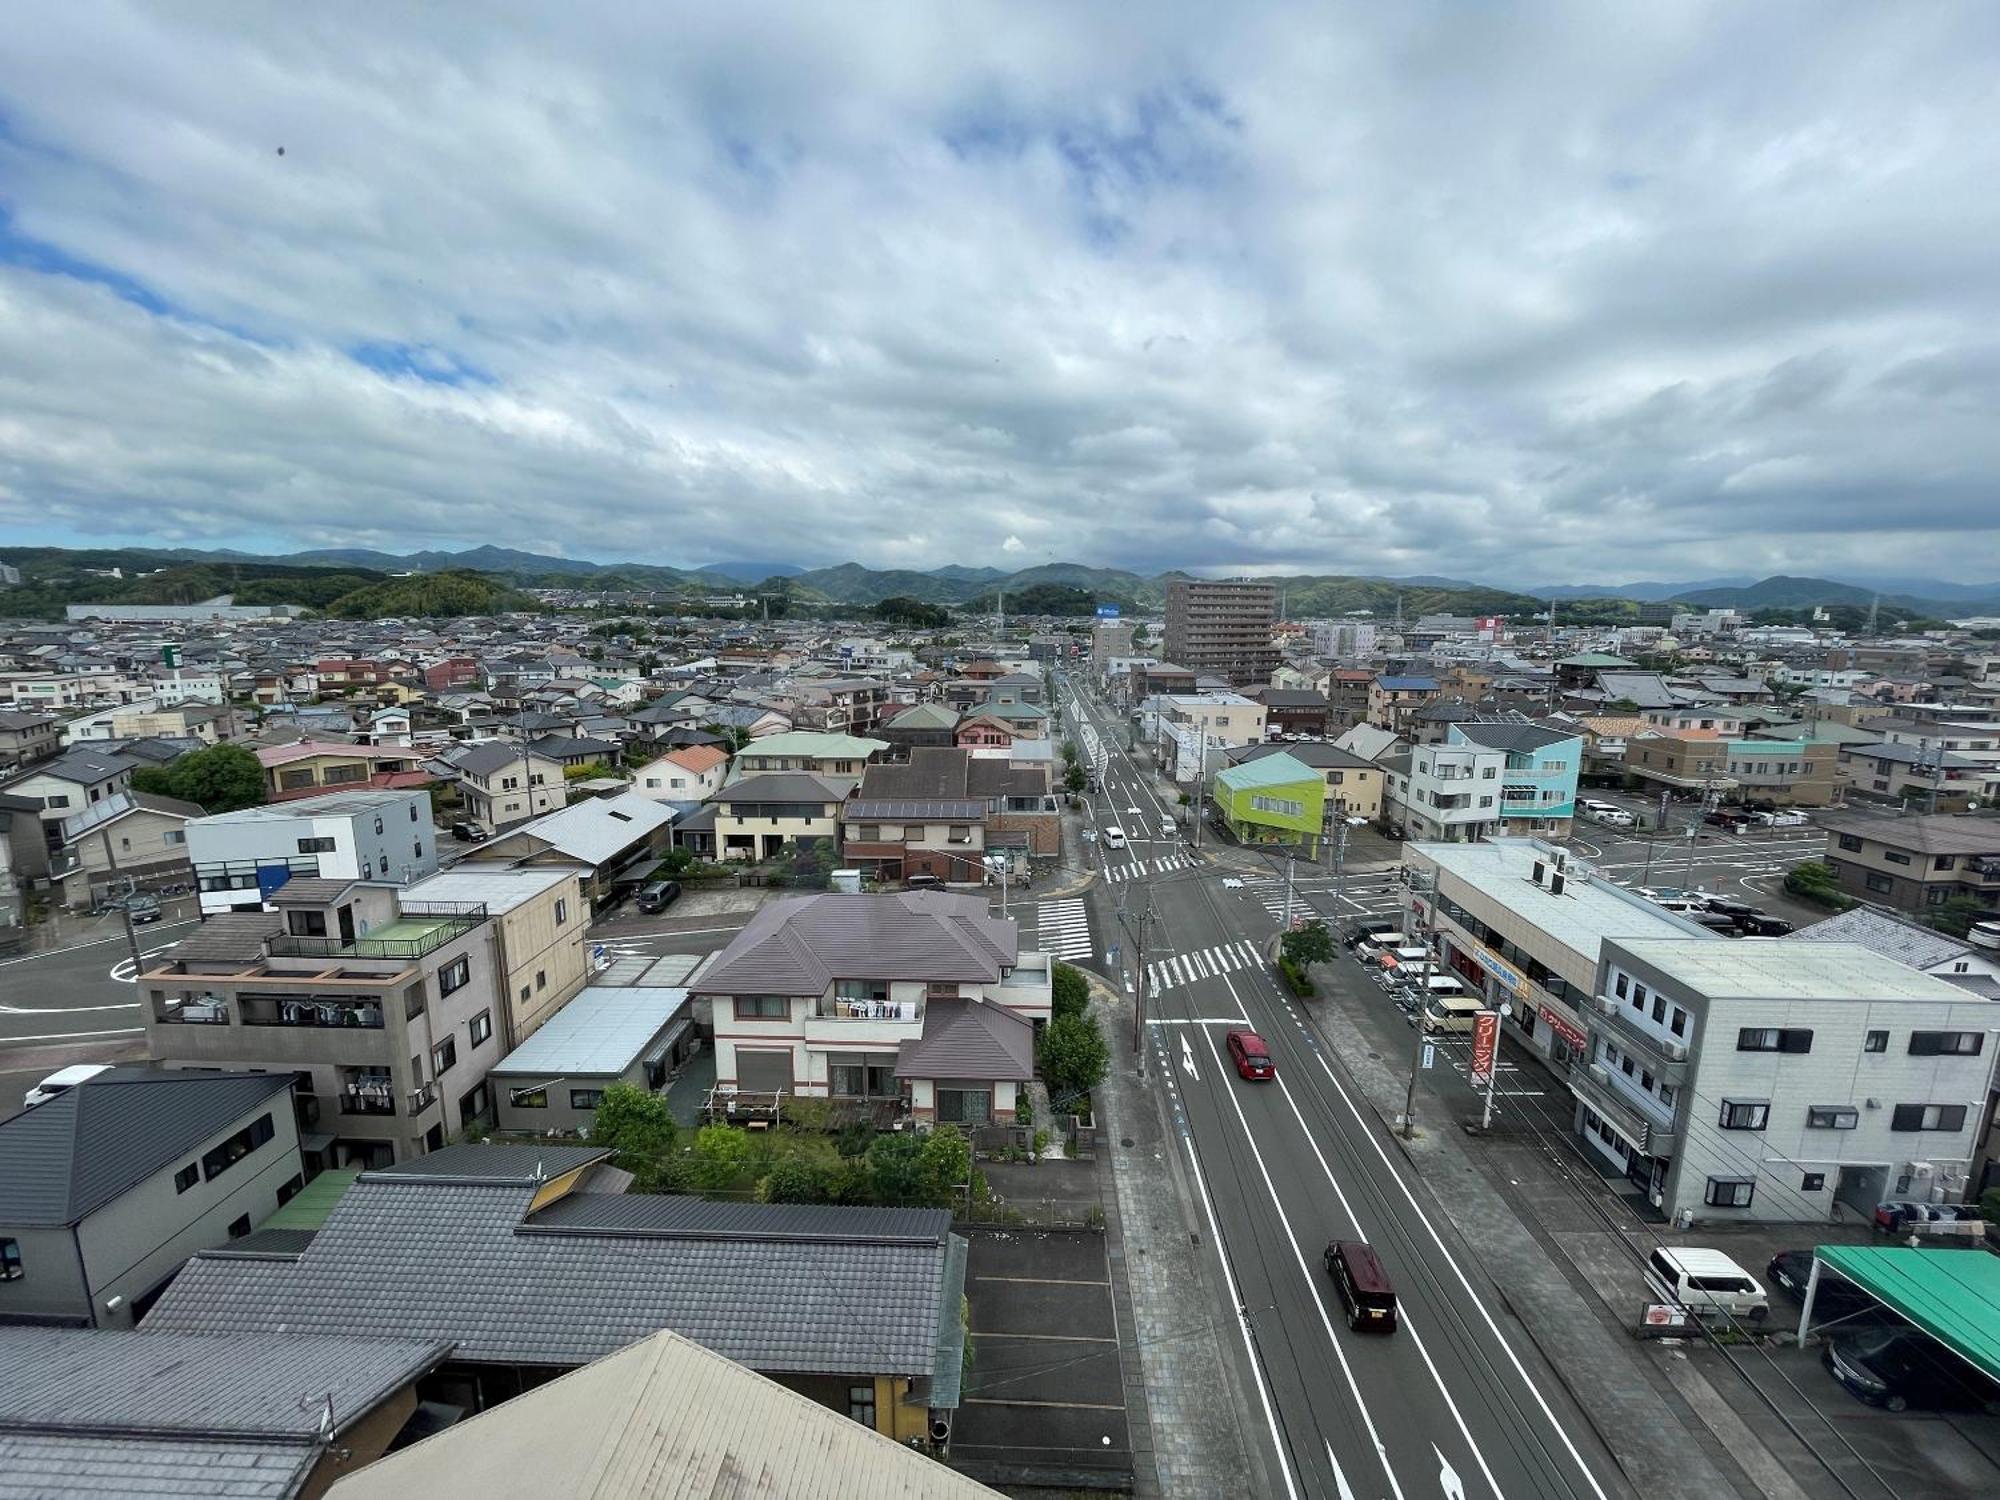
[[1588, 1064, 1611, 1086], [1663, 1041, 1688, 1062]]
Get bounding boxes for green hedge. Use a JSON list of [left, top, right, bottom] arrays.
[[1278, 955, 1315, 998]]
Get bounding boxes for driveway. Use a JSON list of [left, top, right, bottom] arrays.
[[953, 1227, 1133, 1487]]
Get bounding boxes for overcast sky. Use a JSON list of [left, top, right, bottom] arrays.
[[2, 3, 1996, 587]]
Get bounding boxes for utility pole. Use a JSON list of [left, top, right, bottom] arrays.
[[1130, 898, 1155, 1080], [1282, 856, 1296, 930], [1332, 816, 1349, 912], [98, 828, 145, 978], [1401, 867, 1436, 1139]]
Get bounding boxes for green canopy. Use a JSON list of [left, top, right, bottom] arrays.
[[1814, 1245, 2000, 1381], [258, 1168, 360, 1231]]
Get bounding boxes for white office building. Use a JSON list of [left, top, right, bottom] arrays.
[[1386, 742, 1508, 841], [186, 788, 438, 915]]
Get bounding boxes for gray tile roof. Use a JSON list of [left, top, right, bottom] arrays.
[[712, 771, 845, 805], [0, 1326, 446, 1438], [145, 1177, 950, 1377], [166, 912, 284, 963], [1452, 721, 1578, 754], [0, 1070, 296, 1226], [452, 739, 542, 777], [0, 1432, 315, 1500], [268, 877, 363, 905], [1782, 905, 1984, 970], [528, 1193, 951, 1244], [845, 798, 986, 820], [895, 998, 1035, 1081], [700, 891, 1017, 995]]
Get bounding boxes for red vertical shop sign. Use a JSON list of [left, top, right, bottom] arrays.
[[1469, 1009, 1501, 1087]]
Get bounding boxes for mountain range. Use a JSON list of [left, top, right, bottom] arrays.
[[5, 543, 1997, 619]]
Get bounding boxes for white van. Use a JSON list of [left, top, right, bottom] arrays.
[[1420, 994, 1484, 1033], [1645, 1247, 1769, 1322], [1596, 809, 1636, 829], [23, 1063, 112, 1109], [1579, 799, 1619, 816], [1102, 826, 1127, 849]]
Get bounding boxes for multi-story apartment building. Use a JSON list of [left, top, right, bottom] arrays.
[[140, 874, 580, 1168], [451, 741, 564, 833], [1163, 579, 1278, 686], [1818, 813, 2000, 919], [55, 791, 200, 905], [1156, 693, 1268, 779], [0, 709, 62, 769], [1624, 730, 1837, 807], [1090, 620, 1135, 671], [699, 890, 1052, 1125], [1836, 741, 1986, 811], [402, 867, 590, 1044], [1384, 740, 1507, 841], [1368, 675, 1439, 732], [1582, 938, 1995, 1223], [1325, 669, 1375, 730], [1449, 721, 1582, 837], [186, 788, 439, 916]]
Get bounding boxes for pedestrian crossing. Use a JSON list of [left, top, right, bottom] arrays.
[[1104, 852, 1196, 882], [1022, 897, 1093, 960], [1147, 939, 1267, 993]]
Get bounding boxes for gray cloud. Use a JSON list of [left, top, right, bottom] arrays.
[[1, 1, 1997, 588]]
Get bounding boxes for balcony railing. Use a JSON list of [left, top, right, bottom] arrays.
[[1584, 997, 1691, 1083], [1568, 1061, 1679, 1156], [241, 995, 385, 1029], [268, 901, 488, 961], [812, 997, 923, 1023], [153, 994, 230, 1025], [408, 1082, 438, 1114], [340, 1082, 396, 1116]]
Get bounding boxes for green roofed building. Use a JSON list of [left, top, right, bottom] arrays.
[[1213, 751, 1325, 854]]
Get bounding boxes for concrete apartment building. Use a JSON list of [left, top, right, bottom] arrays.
[[1163, 578, 1278, 687], [1818, 813, 2000, 919], [402, 867, 590, 1045], [1384, 740, 1508, 842], [1587, 939, 1995, 1223], [141, 874, 580, 1167], [0, 1070, 303, 1328], [186, 788, 439, 916], [1624, 730, 1837, 807], [1090, 619, 1135, 670], [1156, 693, 1268, 779]]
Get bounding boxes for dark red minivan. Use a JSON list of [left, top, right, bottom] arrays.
[[1325, 1240, 1398, 1332]]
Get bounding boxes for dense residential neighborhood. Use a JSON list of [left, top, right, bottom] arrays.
[[2, 568, 1997, 1498]]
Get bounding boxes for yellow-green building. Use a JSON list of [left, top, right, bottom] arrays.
[[1213, 751, 1325, 853]]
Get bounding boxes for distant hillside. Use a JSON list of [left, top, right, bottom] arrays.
[[926, 564, 1007, 584], [702, 560, 806, 583], [787, 563, 970, 604], [323, 570, 537, 619]]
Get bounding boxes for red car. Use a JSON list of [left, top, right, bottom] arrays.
[[1225, 1029, 1275, 1080]]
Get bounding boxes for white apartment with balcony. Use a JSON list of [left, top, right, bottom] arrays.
[[185, 788, 438, 915], [1386, 741, 1508, 841], [697, 890, 1052, 1127]]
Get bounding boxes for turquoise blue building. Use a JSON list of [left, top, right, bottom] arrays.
[[1448, 722, 1582, 836]]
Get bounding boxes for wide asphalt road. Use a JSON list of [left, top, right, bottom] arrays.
[[1059, 673, 1627, 1500]]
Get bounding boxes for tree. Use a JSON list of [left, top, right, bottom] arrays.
[[130, 742, 266, 814], [690, 1124, 757, 1191], [761, 1152, 839, 1204], [864, 1132, 931, 1204], [918, 1125, 972, 1207], [1063, 762, 1087, 796], [1280, 918, 1335, 969], [589, 1083, 679, 1190], [1061, 739, 1081, 766], [1784, 861, 1853, 911], [1051, 962, 1090, 1022], [1920, 896, 1993, 939], [874, 595, 953, 629], [1039, 1012, 1110, 1104]]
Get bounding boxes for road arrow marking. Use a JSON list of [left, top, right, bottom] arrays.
[[1326, 1442, 1360, 1500], [1435, 1445, 1465, 1500], [1179, 1034, 1199, 1080]]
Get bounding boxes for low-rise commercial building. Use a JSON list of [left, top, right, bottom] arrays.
[[1212, 751, 1324, 853], [487, 984, 693, 1133], [1226, 741, 1384, 823]]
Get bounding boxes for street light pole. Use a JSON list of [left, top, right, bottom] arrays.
[[1401, 867, 1437, 1139], [1282, 856, 1295, 930], [1480, 1000, 1514, 1131]]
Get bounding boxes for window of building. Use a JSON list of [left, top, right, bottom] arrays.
[[555, 898, 568, 925], [439, 957, 470, 996], [1481, 766, 1497, 779], [1864, 872, 1894, 894], [1651, 996, 1666, 1024], [1657, 1083, 1677, 1108], [173, 1163, 199, 1193], [276, 1173, 304, 1205], [734, 995, 789, 1019], [1891, 1103, 1967, 1132], [520, 985, 531, 1003], [225, 1213, 252, 1239], [1630, 983, 1647, 1012], [469, 1010, 493, 1047], [1718, 1100, 1769, 1130], [201, 1113, 275, 1182], [535, 969, 547, 991], [1883, 851, 1911, 866], [413, 841, 424, 860], [1613, 973, 1629, 999], [848, 1383, 877, 1428], [0, 1239, 19, 1280], [1737, 1027, 1812, 1053], [373, 816, 384, 835], [1933, 854, 1955, 870], [570, 1089, 605, 1110], [1807, 1105, 1858, 1130], [1669, 1007, 1688, 1037], [1909, 1031, 1983, 1056], [296, 836, 336, 854], [1704, 1177, 1755, 1208], [1801, 1172, 1826, 1193], [515, 1087, 548, 1109], [432, 1037, 458, 1075], [1864, 1030, 1888, 1053], [1836, 834, 1863, 852]]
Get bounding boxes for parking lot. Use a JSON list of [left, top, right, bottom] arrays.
[[952, 1227, 1133, 1485]]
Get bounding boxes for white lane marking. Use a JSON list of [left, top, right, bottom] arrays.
[[0, 920, 200, 967], [1236, 981, 1505, 1499], [0, 1026, 145, 1042], [1197, 1025, 1407, 1500], [0, 1002, 140, 1015], [1152, 1016, 1251, 1025], [1174, 1074, 1302, 1500], [1180, 1034, 1199, 1079], [1300, 1022, 1613, 1498]]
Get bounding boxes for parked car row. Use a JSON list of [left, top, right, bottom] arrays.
[[1632, 887, 1793, 936]]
